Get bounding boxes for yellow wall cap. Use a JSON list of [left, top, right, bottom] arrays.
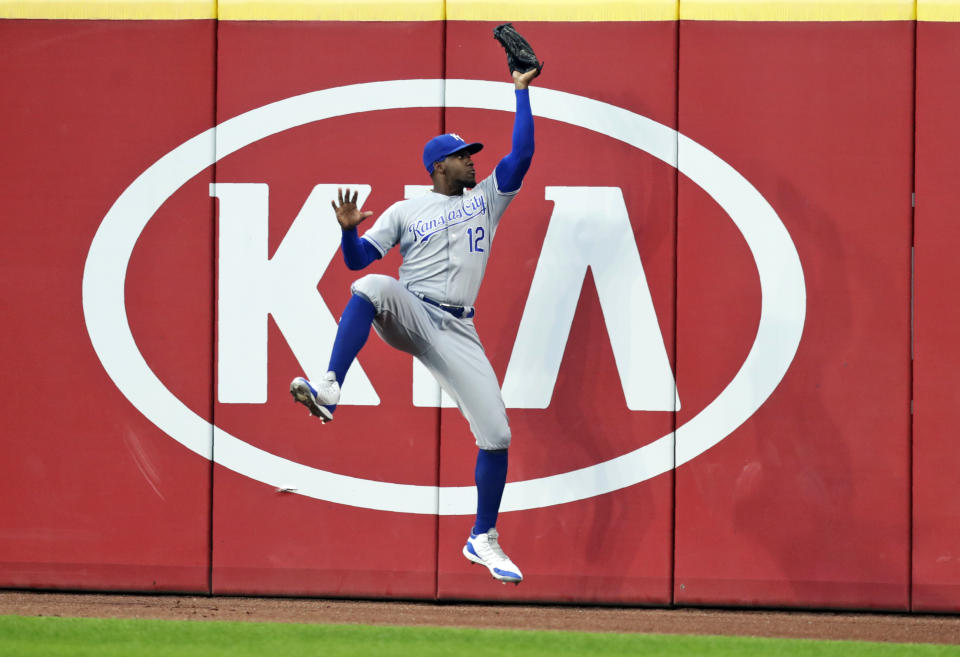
[[680, 0, 916, 21], [218, 0, 443, 21], [5, 0, 952, 22], [219, 0, 679, 21], [446, 0, 678, 21], [918, 0, 960, 21], [0, 0, 677, 21], [0, 1, 216, 19]]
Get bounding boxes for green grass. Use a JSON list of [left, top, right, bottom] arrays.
[[1, 615, 957, 657]]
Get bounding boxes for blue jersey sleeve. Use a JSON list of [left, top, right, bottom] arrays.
[[341, 227, 382, 270], [494, 88, 535, 194]]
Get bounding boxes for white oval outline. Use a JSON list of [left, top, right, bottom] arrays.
[[82, 79, 805, 515]]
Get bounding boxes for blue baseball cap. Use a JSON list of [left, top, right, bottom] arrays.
[[423, 133, 483, 174]]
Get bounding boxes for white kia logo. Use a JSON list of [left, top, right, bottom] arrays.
[[82, 79, 806, 514]]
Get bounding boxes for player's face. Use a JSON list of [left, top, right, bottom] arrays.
[[443, 150, 477, 187]]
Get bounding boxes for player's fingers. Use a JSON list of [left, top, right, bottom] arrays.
[[331, 200, 338, 213], [337, 187, 344, 204], [351, 190, 359, 205], [361, 211, 374, 220]]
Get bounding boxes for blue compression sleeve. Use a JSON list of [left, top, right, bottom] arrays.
[[325, 294, 377, 414], [494, 89, 535, 194], [341, 227, 381, 270], [473, 448, 509, 535]]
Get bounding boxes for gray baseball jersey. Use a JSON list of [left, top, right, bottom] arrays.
[[359, 173, 517, 306]]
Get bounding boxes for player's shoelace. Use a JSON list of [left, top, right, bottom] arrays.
[[316, 373, 340, 404], [476, 530, 515, 569]]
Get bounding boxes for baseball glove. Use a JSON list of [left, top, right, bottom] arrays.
[[492, 23, 543, 75]]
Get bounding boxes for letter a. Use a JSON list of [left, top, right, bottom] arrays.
[[501, 187, 678, 411]]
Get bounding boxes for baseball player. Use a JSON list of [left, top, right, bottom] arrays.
[[290, 67, 539, 584]]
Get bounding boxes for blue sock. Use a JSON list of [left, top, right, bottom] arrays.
[[325, 294, 377, 411], [473, 448, 508, 535]]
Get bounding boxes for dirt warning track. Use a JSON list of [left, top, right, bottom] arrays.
[[2, 592, 959, 645]]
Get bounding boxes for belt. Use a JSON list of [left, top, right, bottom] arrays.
[[416, 293, 475, 319]]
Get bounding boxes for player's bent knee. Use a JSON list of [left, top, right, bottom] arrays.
[[481, 428, 511, 451], [350, 274, 395, 311]]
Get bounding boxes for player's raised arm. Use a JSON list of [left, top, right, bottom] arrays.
[[512, 67, 539, 90], [331, 187, 381, 271], [494, 69, 537, 194], [331, 187, 373, 230]]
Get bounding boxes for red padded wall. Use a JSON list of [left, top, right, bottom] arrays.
[[6, 8, 960, 611], [0, 19, 216, 592], [913, 17, 960, 613], [675, 20, 914, 609]]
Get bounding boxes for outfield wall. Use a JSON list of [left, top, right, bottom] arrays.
[[1, 0, 958, 611]]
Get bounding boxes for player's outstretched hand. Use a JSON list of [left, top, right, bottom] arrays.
[[513, 68, 539, 90], [331, 188, 374, 230]]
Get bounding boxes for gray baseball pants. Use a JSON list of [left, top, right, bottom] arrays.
[[351, 274, 511, 450]]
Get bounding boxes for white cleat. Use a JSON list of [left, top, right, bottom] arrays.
[[289, 372, 339, 423], [463, 528, 523, 584]]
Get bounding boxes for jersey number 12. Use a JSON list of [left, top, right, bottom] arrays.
[[467, 227, 485, 253]]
